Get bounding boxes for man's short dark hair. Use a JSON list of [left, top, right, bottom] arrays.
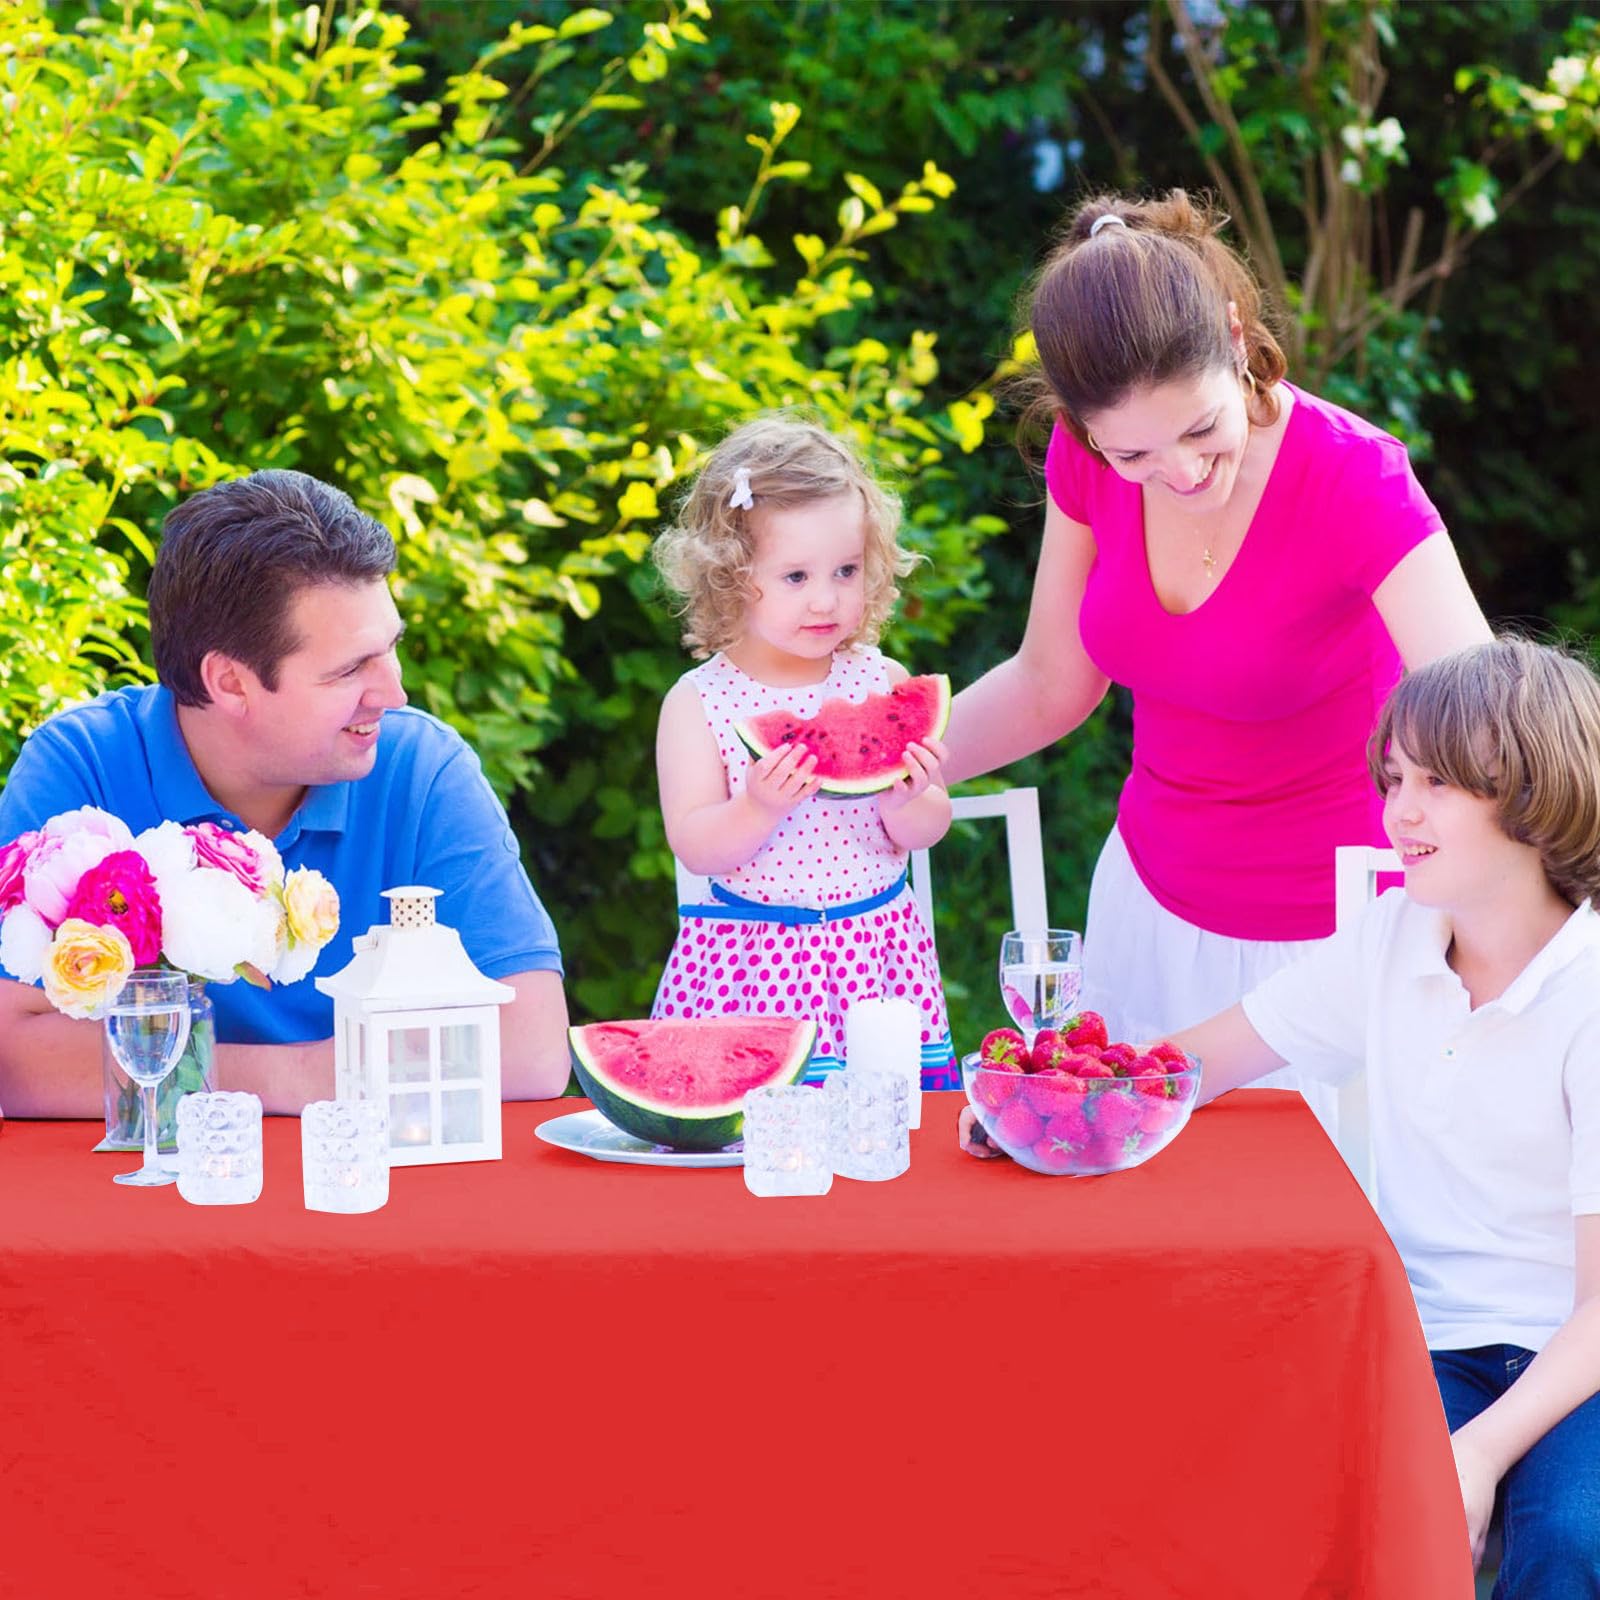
[[148, 470, 397, 706]]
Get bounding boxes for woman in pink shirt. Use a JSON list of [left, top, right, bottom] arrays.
[[945, 189, 1490, 1127]]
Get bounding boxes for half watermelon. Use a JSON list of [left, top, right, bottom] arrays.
[[734, 673, 952, 796], [568, 1016, 818, 1151]]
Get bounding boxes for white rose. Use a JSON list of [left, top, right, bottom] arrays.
[[159, 867, 281, 981], [0, 905, 52, 984], [134, 820, 197, 885]]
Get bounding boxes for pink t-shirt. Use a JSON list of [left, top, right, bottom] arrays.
[[1046, 383, 1445, 940]]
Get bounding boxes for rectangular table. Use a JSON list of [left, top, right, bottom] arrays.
[[0, 1091, 1472, 1599]]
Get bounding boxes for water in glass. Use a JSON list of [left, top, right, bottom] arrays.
[[108, 970, 191, 1188], [998, 930, 1083, 1045]]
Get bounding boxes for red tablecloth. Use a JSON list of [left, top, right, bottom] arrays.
[[0, 1091, 1470, 1599]]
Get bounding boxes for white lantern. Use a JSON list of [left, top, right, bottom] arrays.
[[315, 886, 514, 1167]]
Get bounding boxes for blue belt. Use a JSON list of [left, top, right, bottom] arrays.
[[679, 872, 909, 926]]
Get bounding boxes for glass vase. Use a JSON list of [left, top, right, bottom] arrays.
[[93, 979, 216, 1154]]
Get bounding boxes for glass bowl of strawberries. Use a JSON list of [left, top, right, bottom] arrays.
[[961, 1011, 1201, 1176]]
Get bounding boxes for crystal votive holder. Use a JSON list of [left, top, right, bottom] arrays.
[[743, 1084, 832, 1197], [176, 1091, 264, 1205], [302, 1099, 389, 1214], [825, 1068, 910, 1182]]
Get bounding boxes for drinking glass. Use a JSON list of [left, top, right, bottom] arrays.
[[107, 969, 191, 1188], [998, 929, 1084, 1047]]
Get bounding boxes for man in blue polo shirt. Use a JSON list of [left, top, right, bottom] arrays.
[[0, 470, 569, 1115]]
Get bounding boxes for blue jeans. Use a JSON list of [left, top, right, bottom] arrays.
[[1432, 1345, 1600, 1599]]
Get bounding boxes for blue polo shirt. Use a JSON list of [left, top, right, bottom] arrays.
[[0, 686, 563, 1043]]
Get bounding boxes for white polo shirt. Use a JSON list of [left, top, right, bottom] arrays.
[[1243, 890, 1600, 1351]]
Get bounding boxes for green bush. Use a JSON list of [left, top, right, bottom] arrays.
[[0, 0, 1008, 1037]]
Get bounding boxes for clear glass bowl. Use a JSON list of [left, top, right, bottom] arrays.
[[961, 1051, 1201, 1176]]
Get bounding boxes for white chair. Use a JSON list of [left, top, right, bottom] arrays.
[[674, 787, 1051, 964], [910, 787, 1049, 961], [1330, 845, 1401, 1203]]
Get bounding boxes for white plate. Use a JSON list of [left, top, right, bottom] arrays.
[[534, 1109, 744, 1168]]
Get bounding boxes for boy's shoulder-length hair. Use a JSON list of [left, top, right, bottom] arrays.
[[1369, 635, 1600, 907]]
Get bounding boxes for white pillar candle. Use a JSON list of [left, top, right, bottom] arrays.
[[844, 997, 922, 1130]]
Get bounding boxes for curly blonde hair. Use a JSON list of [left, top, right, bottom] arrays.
[[654, 413, 918, 658], [1369, 636, 1600, 907]]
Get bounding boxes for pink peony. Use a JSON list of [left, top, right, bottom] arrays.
[[0, 831, 41, 912], [23, 831, 121, 926], [62, 850, 164, 968], [186, 822, 267, 896]]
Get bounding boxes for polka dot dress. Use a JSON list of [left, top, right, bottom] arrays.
[[652, 647, 955, 1088]]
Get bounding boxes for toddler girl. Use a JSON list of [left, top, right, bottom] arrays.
[[652, 415, 956, 1087]]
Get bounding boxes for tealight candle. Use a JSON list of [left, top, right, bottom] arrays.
[[844, 998, 922, 1129], [743, 1085, 831, 1197], [825, 1068, 910, 1182], [176, 1092, 264, 1206], [302, 1100, 389, 1214]]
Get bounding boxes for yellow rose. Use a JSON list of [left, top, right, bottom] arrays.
[[282, 868, 340, 950], [42, 917, 135, 1019]]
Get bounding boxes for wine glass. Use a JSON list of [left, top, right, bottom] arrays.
[[998, 929, 1083, 1048], [108, 969, 191, 1188]]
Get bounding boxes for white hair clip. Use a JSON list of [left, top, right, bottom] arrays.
[[728, 467, 755, 510], [1089, 213, 1128, 238]]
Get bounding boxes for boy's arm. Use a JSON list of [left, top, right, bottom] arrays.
[[1446, 1215, 1600, 1566], [1165, 1003, 1289, 1105]]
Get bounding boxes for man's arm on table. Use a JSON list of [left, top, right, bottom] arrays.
[[0, 976, 333, 1116], [499, 968, 571, 1099], [0, 969, 571, 1115]]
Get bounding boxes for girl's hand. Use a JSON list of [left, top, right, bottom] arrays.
[[878, 737, 948, 815], [744, 742, 822, 819], [958, 1105, 1008, 1160], [1451, 1432, 1499, 1570]]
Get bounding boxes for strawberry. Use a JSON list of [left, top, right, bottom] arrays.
[[980, 1027, 1029, 1070], [1031, 1135, 1077, 1173], [1091, 1086, 1143, 1146], [1061, 1010, 1109, 1052], [1025, 1066, 1088, 1117], [1099, 1042, 1138, 1076], [1148, 1040, 1188, 1070], [994, 1099, 1044, 1153], [1127, 1051, 1168, 1085], [1138, 1095, 1188, 1136], [972, 1060, 1024, 1111], [1073, 1057, 1116, 1081], [1134, 1068, 1177, 1099], [1030, 1028, 1068, 1072], [1044, 1105, 1093, 1150]]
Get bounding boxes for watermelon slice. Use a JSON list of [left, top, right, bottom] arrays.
[[734, 673, 951, 796], [568, 1016, 817, 1151]]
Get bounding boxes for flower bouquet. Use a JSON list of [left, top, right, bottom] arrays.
[[0, 807, 339, 1148]]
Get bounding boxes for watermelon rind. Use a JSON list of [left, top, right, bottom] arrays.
[[567, 1017, 817, 1151], [733, 673, 952, 797]]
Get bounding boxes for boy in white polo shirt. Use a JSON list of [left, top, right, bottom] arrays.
[[1170, 637, 1600, 1594]]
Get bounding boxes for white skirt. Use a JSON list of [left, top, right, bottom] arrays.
[[1081, 825, 1340, 1140]]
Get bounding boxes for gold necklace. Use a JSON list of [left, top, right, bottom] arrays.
[[1200, 541, 1217, 578]]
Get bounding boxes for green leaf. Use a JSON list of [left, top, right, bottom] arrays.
[[558, 9, 612, 40]]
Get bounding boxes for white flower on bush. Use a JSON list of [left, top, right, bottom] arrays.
[[1368, 117, 1404, 160], [1462, 190, 1496, 230], [1339, 157, 1363, 187], [1340, 123, 1365, 155], [1549, 55, 1589, 98], [158, 866, 283, 982], [0, 905, 52, 983]]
